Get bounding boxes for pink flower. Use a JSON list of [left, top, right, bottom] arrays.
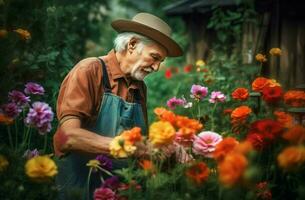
[[190, 84, 208, 100], [1, 102, 22, 118], [24, 82, 45, 95], [209, 91, 226, 103], [193, 131, 223, 158], [8, 90, 30, 106], [167, 97, 186, 110], [94, 187, 117, 200]]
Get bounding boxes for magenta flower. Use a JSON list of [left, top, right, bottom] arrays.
[[94, 187, 117, 200], [96, 154, 113, 171], [167, 97, 186, 110], [24, 82, 45, 95], [23, 148, 39, 159], [25, 102, 54, 134], [1, 102, 22, 118], [193, 131, 223, 158], [190, 84, 208, 100], [209, 91, 226, 103], [102, 176, 120, 190], [8, 90, 30, 106]]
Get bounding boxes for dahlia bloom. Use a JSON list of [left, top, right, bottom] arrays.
[[95, 154, 113, 171], [24, 82, 45, 95], [8, 90, 30, 106], [190, 84, 208, 100], [231, 88, 249, 101], [193, 131, 223, 158], [109, 135, 136, 158], [24, 102, 54, 134], [149, 121, 176, 147], [209, 91, 226, 103]]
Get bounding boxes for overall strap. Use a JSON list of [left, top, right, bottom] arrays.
[[98, 58, 112, 93], [134, 89, 142, 104]]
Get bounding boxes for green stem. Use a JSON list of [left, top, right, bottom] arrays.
[[87, 168, 92, 200], [43, 133, 48, 153], [23, 126, 31, 148], [197, 101, 201, 121], [15, 121, 18, 150], [211, 103, 217, 131], [7, 126, 13, 148]]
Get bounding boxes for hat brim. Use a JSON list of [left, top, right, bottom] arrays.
[[111, 19, 183, 57]]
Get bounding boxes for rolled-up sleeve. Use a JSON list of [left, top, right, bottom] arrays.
[[56, 58, 102, 125]]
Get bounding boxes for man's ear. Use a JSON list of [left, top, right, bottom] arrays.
[[127, 37, 138, 53]]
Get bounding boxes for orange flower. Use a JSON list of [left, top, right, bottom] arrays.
[[269, 48, 282, 56], [0, 113, 14, 125], [252, 77, 270, 92], [121, 127, 142, 145], [14, 28, 31, 40], [283, 90, 305, 107], [175, 115, 203, 133], [213, 137, 239, 162], [234, 141, 253, 155], [282, 125, 305, 144], [218, 153, 248, 186], [139, 159, 154, 172], [231, 106, 252, 124], [274, 111, 293, 128], [223, 108, 233, 115], [277, 146, 305, 170], [0, 29, 8, 38], [255, 54, 267, 62], [267, 79, 281, 87], [185, 161, 209, 185], [154, 107, 176, 125], [231, 88, 249, 101]]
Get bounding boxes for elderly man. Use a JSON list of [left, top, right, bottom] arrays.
[[53, 12, 182, 199]]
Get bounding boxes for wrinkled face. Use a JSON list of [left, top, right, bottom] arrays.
[[127, 41, 167, 80]]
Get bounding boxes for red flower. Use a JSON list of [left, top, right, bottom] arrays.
[[184, 64, 193, 73], [165, 69, 172, 79], [231, 88, 249, 101], [246, 133, 265, 151], [185, 162, 209, 185], [262, 86, 283, 104]]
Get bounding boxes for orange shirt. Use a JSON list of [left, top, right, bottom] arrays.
[[56, 50, 147, 127]]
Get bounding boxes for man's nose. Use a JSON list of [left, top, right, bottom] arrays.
[[151, 62, 160, 71]]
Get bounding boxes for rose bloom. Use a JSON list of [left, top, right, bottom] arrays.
[[283, 90, 305, 107], [94, 187, 117, 200], [231, 105, 252, 124], [274, 111, 293, 128], [277, 146, 305, 170], [213, 137, 239, 162], [25, 155, 58, 182], [121, 127, 142, 145], [149, 121, 176, 147], [282, 125, 305, 144], [218, 153, 248, 187], [193, 131, 223, 158], [166, 97, 186, 110], [14, 28, 31, 40], [231, 88, 249, 101], [255, 53, 267, 62], [185, 161, 209, 185], [269, 48, 282, 56], [262, 86, 283, 104], [252, 77, 270, 92]]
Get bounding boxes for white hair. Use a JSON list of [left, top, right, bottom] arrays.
[[113, 32, 155, 54]]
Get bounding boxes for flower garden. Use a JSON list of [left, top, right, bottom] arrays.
[[1, 1, 305, 200]]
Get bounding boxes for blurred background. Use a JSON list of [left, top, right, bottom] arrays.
[[0, 0, 304, 122]]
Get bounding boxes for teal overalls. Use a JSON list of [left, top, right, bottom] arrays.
[[56, 58, 147, 199]]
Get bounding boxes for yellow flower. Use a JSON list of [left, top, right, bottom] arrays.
[[14, 28, 31, 40], [0, 29, 8, 38], [269, 48, 282, 56], [25, 155, 58, 181], [0, 155, 9, 172], [196, 59, 206, 67], [86, 159, 100, 171], [149, 121, 176, 147], [255, 54, 267, 63], [109, 135, 136, 158], [268, 79, 281, 87]]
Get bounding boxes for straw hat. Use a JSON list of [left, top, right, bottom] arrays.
[[111, 12, 183, 57]]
